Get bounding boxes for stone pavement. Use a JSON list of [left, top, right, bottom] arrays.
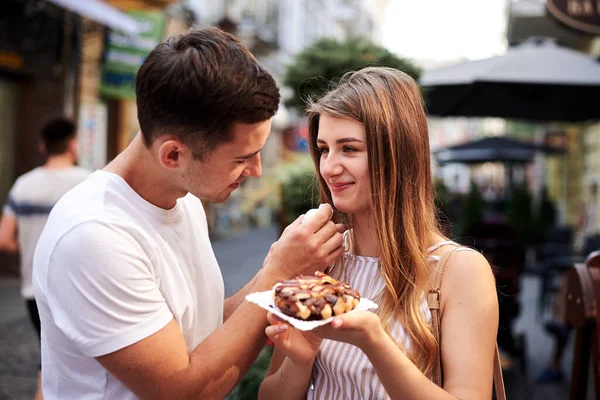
[[0, 225, 575, 399]]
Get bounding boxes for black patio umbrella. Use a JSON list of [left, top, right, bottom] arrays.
[[420, 38, 600, 122], [434, 136, 563, 166]]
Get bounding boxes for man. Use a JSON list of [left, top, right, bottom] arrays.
[[32, 27, 345, 399], [0, 118, 90, 400]]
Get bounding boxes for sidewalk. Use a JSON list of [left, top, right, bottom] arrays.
[[504, 274, 572, 399]]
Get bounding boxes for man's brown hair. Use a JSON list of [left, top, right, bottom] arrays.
[[135, 27, 280, 159]]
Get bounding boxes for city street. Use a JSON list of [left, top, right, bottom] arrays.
[[0, 225, 572, 399]]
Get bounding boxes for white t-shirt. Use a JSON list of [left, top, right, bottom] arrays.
[[33, 170, 224, 400], [3, 166, 90, 298]]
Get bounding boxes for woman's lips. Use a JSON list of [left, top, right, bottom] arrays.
[[330, 183, 353, 193]]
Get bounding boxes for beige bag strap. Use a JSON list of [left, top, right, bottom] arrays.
[[427, 245, 506, 400]]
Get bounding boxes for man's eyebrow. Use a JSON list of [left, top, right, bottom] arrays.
[[235, 149, 261, 159], [316, 137, 365, 144]]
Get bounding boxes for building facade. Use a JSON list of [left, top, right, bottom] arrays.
[[507, 0, 600, 232]]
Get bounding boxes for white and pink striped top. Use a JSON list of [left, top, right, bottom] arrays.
[[307, 241, 468, 400]]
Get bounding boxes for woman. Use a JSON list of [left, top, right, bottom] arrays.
[[259, 67, 499, 399]]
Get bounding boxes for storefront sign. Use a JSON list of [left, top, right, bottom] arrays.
[[546, 0, 600, 35], [99, 10, 165, 100], [78, 102, 108, 170]]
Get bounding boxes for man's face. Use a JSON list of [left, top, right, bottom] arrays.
[[184, 119, 272, 203]]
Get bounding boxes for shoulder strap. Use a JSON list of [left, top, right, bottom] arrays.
[[427, 246, 506, 400]]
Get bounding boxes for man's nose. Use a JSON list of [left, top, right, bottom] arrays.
[[244, 153, 262, 178]]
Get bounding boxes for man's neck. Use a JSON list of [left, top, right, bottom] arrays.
[[43, 154, 75, 170], [104, 134, 186, 210]]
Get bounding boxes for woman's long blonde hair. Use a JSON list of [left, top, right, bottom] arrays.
[[306, 67, 444, 376]]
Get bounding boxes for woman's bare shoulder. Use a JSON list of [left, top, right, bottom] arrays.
[[439, 248, 497, 313]]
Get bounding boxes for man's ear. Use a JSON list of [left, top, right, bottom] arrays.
[[69, 138, 79, 157], [158, 139, 191, 170]]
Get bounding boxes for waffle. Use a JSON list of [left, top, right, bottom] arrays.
[[273, 272, 360, 320]]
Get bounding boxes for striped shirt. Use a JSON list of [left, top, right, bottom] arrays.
[[308, 241, 468, 399], [3, 166, 90, 298]]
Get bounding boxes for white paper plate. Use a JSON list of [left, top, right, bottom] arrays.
[[246, 290, 379, 331]]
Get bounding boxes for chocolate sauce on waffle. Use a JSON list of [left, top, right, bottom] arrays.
[[273, 272, 360, 320]]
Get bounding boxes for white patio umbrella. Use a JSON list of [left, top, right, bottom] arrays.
[[420, 37, 600, 122]]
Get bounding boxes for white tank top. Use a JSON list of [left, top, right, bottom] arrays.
[[308, 241, 471, 399]]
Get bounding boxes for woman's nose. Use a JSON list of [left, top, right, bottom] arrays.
[[321, 153, 343, 178]]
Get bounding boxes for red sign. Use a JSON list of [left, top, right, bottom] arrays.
[[546, 0, 600, 35]]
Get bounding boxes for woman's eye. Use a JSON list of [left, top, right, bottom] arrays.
[[317, 147, 329, 154], [343, 146, 357, 152]]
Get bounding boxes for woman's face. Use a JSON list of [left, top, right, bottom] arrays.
[[317, 114, 370, 215]]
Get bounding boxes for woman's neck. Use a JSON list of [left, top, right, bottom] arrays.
[[348, 211, 447, 258], [349, 211, 378, 257]]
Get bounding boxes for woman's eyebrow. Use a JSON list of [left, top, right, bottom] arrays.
[[316, 137, 364, 144]]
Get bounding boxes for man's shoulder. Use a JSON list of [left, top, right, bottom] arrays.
[[11, 166, 90, 193], [10, 167, 43, 192], [69, 166, 93, 178]]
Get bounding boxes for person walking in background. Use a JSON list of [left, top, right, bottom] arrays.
[[579, 182, 598, 239], [0, 117, 91, 400], [536, 181, 599, 383], [32, 27, 345, 400]]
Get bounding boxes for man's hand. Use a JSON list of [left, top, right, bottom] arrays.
[[262, 204, 346, 283]]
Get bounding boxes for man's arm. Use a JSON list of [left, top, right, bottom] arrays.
[[60, 209, 344, 400], [223, 268, 262, 322], [98, 273, 284, 400], [98, 211, 344, 399], [0, 212, 18, 253]]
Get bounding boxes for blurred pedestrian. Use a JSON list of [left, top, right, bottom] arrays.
[[579, 182, 598, 240], [536, 184, 598, 383], [536, 275, 572, 383], [32, 27, 345, 400], [0, 117, 90, 400], [259, 67, 500, 399]]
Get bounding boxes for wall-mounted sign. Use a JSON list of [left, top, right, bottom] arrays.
[[546, 0, 600, 35], [99, 10, 165, 100], [78, 102, 108, 170]]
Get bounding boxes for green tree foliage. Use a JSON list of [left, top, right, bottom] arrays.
[[280, 166, 319, 223], [276, 156, 320, 228], [283, 37, 421, 111], [434, 178, 454, 235], [460, 181, 484, 236], [228, 346, 274, 400], [533, 185, 557, 243], [507, 183, 535, 244]]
